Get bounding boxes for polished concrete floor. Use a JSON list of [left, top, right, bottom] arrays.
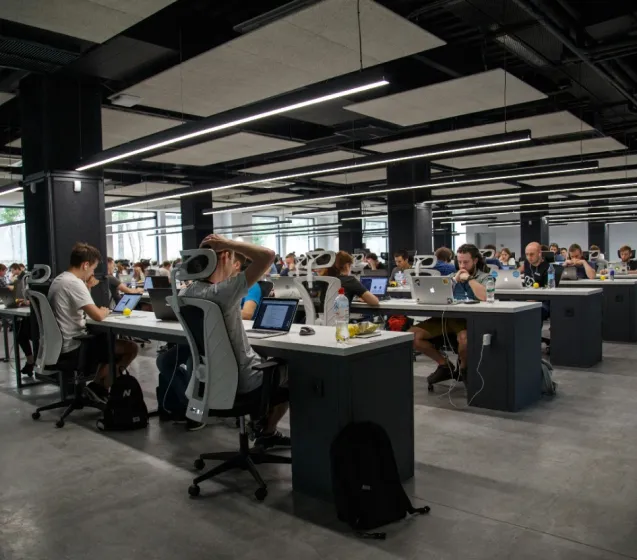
[[1, 339, 637, 560]]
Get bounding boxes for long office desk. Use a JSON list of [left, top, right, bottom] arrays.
[[352, 299, 542, 412], [560, 279, 637, 342], [0, 305, 33, 388], [87, 312, 414, 501], [495, 287, 603, 367]]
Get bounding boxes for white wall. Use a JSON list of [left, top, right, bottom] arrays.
[[548, 222, 588, 251], [464, 214, 521, 254]]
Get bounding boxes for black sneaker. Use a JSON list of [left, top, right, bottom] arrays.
[[84, 382, 109, 405], [21, 363, 34, 377], [186, 419, 206, 432], [426, 363, 455, 386], [253, 430, 291, 450]]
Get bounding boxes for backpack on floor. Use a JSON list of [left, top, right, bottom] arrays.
[[331, 421, 430, 538], [386, 315, 413, 332], [541, 359, 557, 396], [97, 372, 149, 431]]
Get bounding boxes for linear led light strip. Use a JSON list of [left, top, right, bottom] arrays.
[[341, 214, 388, 221], [432, 197, 628, 215], [435, 204, 637, 219], [108, 132, 533, 210], [0, 187, 22, 196], [291, 208, 361, 217], [177, 223, 344, 237], [77, 80, 389, 171], [106, 224, 186, 235], [201, 163, 599, 216], [546, 209, 637, 219]]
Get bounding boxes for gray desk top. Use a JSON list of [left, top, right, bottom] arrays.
[[87, 312, 413, 357], [352, 299, 541, 314], [0, 305, 31, 317], [561, 279, 637, 286], [496, 287, 603, 296]]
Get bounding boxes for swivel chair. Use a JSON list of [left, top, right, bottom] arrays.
[[170, 250, 291, 501]]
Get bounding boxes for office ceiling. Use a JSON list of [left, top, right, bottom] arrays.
[[0, 0, 636, 224]]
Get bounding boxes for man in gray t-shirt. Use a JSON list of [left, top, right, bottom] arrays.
[[182, 235, 290, 449]]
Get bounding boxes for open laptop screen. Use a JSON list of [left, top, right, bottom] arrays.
[[360, 277, 388, 296], [113, 294, 141, 313], [252, 298, 298, 332]]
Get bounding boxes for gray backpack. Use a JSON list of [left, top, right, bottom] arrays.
[[541, 359, 557, 396]]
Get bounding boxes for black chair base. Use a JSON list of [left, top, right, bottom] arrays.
[[32, 387, 104, 428], [188, 422, 291, 501]]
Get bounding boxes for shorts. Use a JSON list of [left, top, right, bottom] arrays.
[[413, 317, 467, 337], [239, 362, 289, 409]]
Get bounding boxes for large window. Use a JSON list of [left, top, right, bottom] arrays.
[[453, 222, 466, 251], [0, 207, 26, 264], [111, 211, 158, 263], [284, 218, 314, 255], [252, 216, 279, 254], [363, 219, 387, 256], [165, 213, 183, 261]]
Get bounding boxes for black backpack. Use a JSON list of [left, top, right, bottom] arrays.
[[97, 372, 149, 431], [331, 421, 430, 538]]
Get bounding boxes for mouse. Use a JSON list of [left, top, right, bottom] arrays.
[[300, 326, 315, 336]]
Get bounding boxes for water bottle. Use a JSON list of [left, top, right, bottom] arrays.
[[334, 288, 350, 342], [610, 268, 615, 281], [547, 263, 556, 290], [486, 276, 495, 304], [395, 271, 404, 286], [130, 277, 137, 290]]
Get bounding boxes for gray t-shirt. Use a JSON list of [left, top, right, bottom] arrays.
[[181, 272, 262, 393], [48, 271, 94, 353]]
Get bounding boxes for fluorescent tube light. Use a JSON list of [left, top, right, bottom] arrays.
[[77, 80, 390, 171], [201, 162, 598, 216], [341, 214, 388, 221], [0, 187, 22, 196], [107, 131, 534, 210], [291, 208, 360, 217]]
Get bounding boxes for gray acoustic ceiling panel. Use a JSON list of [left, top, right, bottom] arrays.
[[315, 168, 387, 184], [366, 111, 594, 153], [102, 109, 181, 150], [432, 182, 519, 196], [0, 93, 14, 107], [105, 182, 182, 197], [526, 169, 637, 186], [241, 150, 363, 174], [121, 0, 445, 116], [344, 69, 546, 126], [572, 188, 637, 197], [435, 137, 626, 169], [145, 132, 303, 166], [597, 155, 637, 168], [0, 0, 177, 43]]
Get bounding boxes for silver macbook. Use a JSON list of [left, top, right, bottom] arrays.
[[492, 269, 524, 290], [409, 276, 458, 305], [561, 266, 579, 281], [245, 298, 299, 339], [272, 277, 301, 299]]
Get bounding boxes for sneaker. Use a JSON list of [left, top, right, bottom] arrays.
[[84, 382, 109, 405], [253, 430, 291, 450], [426, 363, 455, 386], [21, 363, 34, 377], [186, 419, 206, 432]]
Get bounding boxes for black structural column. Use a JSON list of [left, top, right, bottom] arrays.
[[181, 193, 214, 249], [338, 201, 363, 253], [520, 194, 549, 255], [386, 161, 432, 257], [588, 201, 609, 254], [434, 222, 453, 249], [20, 74, 106, 275]]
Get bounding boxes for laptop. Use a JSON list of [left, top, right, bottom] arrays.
[[561, 266, 580, 281], [245, 298, 299, 339], [492, 269, 523, 290], [149, 288, 178, 321], [410, 276, 458, 305], [272, 277, 300, 299], [144, 276, 170, 290], [0, 287, 17, 308], [112, 293, 142, 314], [360, 276, 389, 300]]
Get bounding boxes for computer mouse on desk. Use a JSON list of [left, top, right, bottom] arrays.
[[300, 326, 315, 336]]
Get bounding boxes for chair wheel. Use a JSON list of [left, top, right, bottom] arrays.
[[255, 487, 268, 501], [188, 484, 200, 497], [428, 384, 434, 393], [55, 419, 65, 428], [194, 458, 205, 471], [32, 411, 41, 420], [424, 506, 431, 513]]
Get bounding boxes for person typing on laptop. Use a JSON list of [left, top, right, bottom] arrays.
[[106, 257, 143, 305], [182, 235, 290, 448], [565, 243, 596, 279], [409, 244, 489, 385], [519, 242, 552, 321], [321, 251, 379, 306]]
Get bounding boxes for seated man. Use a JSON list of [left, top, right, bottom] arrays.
[[182, 235, 289, 448], [410, 244, 490, 384], [279, 253, 296, 277], [519, 242, 551, 321], [618, 245, 637, 273], [365, 253, 387, 270], [48, 243, 138, 404], [106, 257, 143, 305], [433, 247, 456, 275], [390, 249, 411, 282], [565, 243, 596, 279]]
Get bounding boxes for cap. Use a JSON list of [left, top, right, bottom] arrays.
[[338, 287, 345, 294]]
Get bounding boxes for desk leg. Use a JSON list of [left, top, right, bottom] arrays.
[[2, 319, 9, 363], [107, 329, 117, 385], [13, 316, 22, 389]]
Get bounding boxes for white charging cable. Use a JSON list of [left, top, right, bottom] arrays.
[[161, 346, 181, 415]]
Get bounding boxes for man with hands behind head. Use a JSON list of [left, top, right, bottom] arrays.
[[182, 234, 290, 447]]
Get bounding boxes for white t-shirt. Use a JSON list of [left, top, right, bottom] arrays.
[[48, 271, 94, 353], [156, 268, 170, 277], [182, 272, 262, 393]]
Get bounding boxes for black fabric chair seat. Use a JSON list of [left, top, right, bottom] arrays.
[[208, 393, 261, 419]]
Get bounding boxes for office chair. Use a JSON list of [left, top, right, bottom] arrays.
[[257, 280, 274, 301], [170, 250, 291, 501], [618, 249, 637, 259], [292, 251, 340, 326], [480, 248, 495, 259], [27, 267, 104, 427]]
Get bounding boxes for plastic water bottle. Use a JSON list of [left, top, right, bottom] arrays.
[[395, 271, 404, 286], [547, 264, 556, 290], [334, 287, 350, 343], [486, 276, 495, 304], [610, 268, 615, 281], [130, 277, 136, 290]]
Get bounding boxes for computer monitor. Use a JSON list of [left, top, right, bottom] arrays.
[[144, 276, 170, 290], [542, 251, 555, 263], [251, 298, 298, 332]]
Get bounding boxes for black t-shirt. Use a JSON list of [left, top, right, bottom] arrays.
[[338, 275, 368, 303], [523, 260, 551, 287], [626, 260, 637, 271], [107, 274, 121, 304]]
